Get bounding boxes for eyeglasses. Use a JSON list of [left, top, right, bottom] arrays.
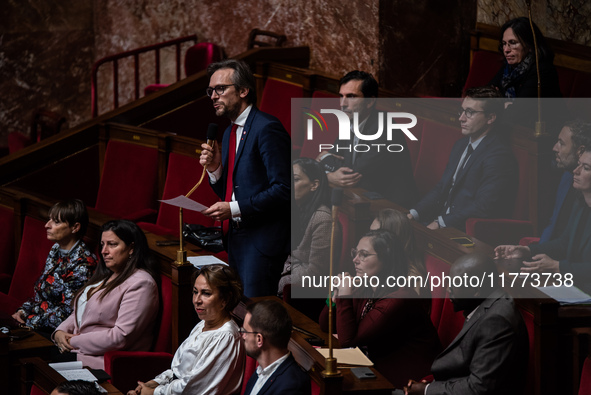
[[501, 40, 521, 49], [206, 84, 236, 97], [457, 108, 485, 119], [239, 327, 259, 336], [350, 248, 377, 261]]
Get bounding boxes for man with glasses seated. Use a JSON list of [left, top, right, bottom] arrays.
[[200, 59, 290, 297], [407, 86, 518, 232], [241, 299, 310, 395]]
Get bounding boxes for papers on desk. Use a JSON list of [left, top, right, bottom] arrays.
[[49, 361, 108, 393], [537, 286, 591, 305], [317, 347, 374, 366], [188, 255, 228, 268], [50, 361, 98, 381], [159, 195, 209, 213]]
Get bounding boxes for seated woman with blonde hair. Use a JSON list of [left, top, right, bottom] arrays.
[[129, 264, 245, 395]]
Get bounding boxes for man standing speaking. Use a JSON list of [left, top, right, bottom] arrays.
[[200, 59, 291, 297]]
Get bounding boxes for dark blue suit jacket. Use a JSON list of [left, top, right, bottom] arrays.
[[243, 354, 311, 395], [530, 195, 591, 292], [211, 106, 291, 258], [539, 171, 573, 243], [414, 131, 518, 231]]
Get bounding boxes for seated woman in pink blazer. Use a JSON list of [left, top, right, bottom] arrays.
[[53, 220, 160, 370]]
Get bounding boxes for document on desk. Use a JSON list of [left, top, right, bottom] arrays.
[[49, 361, 98, 381], [537, 286, 591, 305], [188, 255, 228, 268], [159, 195, 209, 213], [317, 347, 374, 366]]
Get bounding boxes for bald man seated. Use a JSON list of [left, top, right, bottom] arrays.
[[403, 253, 528, 395]]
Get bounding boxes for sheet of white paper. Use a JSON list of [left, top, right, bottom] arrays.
[[49, 361, 83, 371], [159, 195, 209, 213], [188, 255, 228, 268], [57, 369, 99, 382], [537, 286, 591, 305]]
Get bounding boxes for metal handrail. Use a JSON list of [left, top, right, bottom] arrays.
[[91, 35, 198, 118]]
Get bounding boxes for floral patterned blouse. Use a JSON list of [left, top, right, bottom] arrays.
[[20, 240, 97, 330]]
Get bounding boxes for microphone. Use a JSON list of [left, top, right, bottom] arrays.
[[186, 123, 218, 199], [326, 186, 344, 375], [206, 123, 218, 148]]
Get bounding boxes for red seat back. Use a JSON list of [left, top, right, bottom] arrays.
[[259, 78, 304, 139], [425, 254, 450, 329], [8, 131, 32, 154], [556, 66, 577, 98], [512, 145, 530, 220], [9, 217, 54, 303], [0, 206, 15, 276], [156, 152, 219, 234], [414, 120, 462, 197], [519, 307, 535, 395], [240, 356, 258, 395], [437, 296, 465, 349], [463, 50, 504, 93], [153, 274, 173, 353], [184, 42, 223, 77], [95, 140, 159, 219]]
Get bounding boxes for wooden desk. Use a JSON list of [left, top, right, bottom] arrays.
[[20, 357, 124, 395], [250, 296, 395, 394], [0, 330, 54, 395]]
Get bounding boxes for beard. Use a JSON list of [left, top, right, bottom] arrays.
[[215, 101, 239, 120], [245, 345, 261, 360]]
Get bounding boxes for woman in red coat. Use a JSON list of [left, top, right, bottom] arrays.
[[320, 229, 440, 388]]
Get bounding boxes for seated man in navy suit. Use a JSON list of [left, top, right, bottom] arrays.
[[404, 252, 528, 395], [408, 86, 518, 232], [539, 119, 591, 243], [242, 300, 310, 395]]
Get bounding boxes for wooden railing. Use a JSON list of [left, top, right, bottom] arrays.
[[91, 35, 198, 118]]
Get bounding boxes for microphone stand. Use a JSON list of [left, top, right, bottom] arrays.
[[322, 188, 342, 378], [526, 0, 546, 136], [174, 140, 215, 266]]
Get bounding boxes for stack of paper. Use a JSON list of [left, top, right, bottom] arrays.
[[317, 347, 374, 366]]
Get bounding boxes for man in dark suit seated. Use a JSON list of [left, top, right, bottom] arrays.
[[316, 70, 418, 208], [404, 252, 529, 395], [408, 86, 518, 232], [539, 119, 591, 243], [200, 59, 291, 297], [242, 299, 310, 395]]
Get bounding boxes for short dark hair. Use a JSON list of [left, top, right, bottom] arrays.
[[54, 380, 101, 395], [246, 299, 292, 349], [464, 86, 504, 117], [207, 59, 257, 104], [48, 199, 89, 238], [565, 119, 591, 152], [193, 264, 243, 314], [339, 70, 379, 98], [499, 17, 554, 62]]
